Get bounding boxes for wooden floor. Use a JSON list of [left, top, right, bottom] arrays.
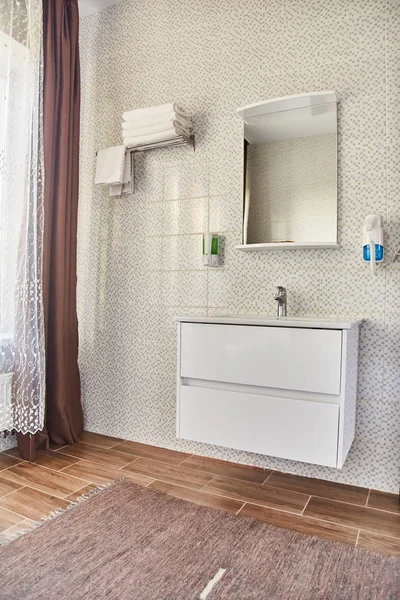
[[0, 432, 399, 556]]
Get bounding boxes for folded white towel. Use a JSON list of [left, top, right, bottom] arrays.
[[95, 145, 126, 185], [121, 112, 192, 131], [123, 123, 191, 145], [122, 103, 188, 123], [122, 118, 192, 139], [124, 128, 187, 148], [109, 152, 132, 196]]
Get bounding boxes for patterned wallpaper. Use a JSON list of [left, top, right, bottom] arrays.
[[78, 0, 400, 493], [246, 134, 337, 244]]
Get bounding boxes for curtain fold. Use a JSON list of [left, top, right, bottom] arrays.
[[42, 0, 83, 444]]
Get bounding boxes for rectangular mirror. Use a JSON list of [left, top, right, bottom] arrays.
[[237, 93, 338, 251]]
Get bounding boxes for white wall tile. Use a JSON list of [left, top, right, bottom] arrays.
[[162, 198, 208, 236]]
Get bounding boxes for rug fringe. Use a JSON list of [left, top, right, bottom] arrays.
[[0, 478, 127, 547]]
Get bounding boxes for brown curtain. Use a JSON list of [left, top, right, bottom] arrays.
[[41, 0, 83, 444]]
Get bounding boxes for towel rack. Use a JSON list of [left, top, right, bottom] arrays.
[[126, 133, 195, 153]]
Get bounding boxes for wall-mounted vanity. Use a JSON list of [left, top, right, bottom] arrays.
[[176, 315, 360, 469], [236, 92, 339, 251]]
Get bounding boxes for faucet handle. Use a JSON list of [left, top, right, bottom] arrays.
[[274, 285, 286, 300]]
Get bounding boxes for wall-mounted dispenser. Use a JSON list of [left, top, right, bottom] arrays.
[[202, 233, 220, 267], [363, 215, 384, 275]]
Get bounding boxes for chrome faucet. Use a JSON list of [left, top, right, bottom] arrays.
[[274, 286, 287, 317]]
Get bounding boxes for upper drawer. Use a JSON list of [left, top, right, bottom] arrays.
[[180, 323, 342, 395]]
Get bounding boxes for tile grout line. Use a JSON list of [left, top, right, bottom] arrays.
[[118, 457, 141, 470], [236, 502, 246, 516], [196, 483, 307, 516], [355, 529, 361, 547], [0, 476, 79, 501], [306, 494, 400, 516], [273, 491, 394, 513], [191, 485, 388, 536], [301, 496, 312, 516], [365, 489, 371, 507], [176, 455, 194, 466], [0, 517, 32, 536], [0, 485, 27, 502], [262, 470, 275, 484], [237, 501, 362, 534], [1, 459, 95, 488], [2, 451, 24, 460], [200, 477, 215, 492], [357, 528, 400, 543], [56, 448, 137, 469], [79, 441, 124, 450], [1, 458, 86, 477], [65, 482, 97, 500], [0, 503, 35, 523]]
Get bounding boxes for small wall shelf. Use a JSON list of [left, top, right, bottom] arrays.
[[235, 242, 339, 251]]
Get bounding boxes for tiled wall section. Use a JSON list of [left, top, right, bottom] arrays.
[[78, 0, 400, 492]]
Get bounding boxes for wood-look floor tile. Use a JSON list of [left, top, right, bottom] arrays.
[[112, 441, 191, 465], [203, 476, 309, 514], [61, 460, 123, 485], [29, 449, 81, 471], [0, 476, 23, 498], [180, 455, 269, 484], [357, 531, 400, 556], [0, 518, 34, 542], [2, 448, 22, 458], [57, 442, 134, 468], [150, 480, 244, 513], [240, 503, 358, 545], [61, 460, 153, 487], [0, 452, 22, 470], [367, 490, 400, 514], [0, 487, 70, 521], [49, 442, 69, 451], [65, 484, 96, 502], [304, 496, 400, 538], [122, 458, 213, 490], [265, 472, 369, 506], [1, 462, 88, 499], [0, 507, 24, 532], [79, 431, 124, 449]]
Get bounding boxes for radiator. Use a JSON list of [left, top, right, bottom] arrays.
[[0, 373, 13, 432]]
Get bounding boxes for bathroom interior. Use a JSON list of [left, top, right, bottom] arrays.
[[0, 0, 399, 597]]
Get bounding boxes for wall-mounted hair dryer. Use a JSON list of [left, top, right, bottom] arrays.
[[363, 215, 384, 275]]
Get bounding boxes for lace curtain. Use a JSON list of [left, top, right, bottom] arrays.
[[0, 0, 45, 433]]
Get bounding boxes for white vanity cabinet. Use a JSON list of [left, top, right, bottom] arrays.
[[176, 316, 360, 469]]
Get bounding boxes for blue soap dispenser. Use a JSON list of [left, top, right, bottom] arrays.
[[363, 215, 384, 275]]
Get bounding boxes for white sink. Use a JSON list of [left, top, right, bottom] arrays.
[[176, 314, 361, 330]]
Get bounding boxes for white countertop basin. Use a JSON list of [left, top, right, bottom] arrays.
[[176, 314, 361, 330]]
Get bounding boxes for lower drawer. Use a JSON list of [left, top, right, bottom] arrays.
[[178, 386, 339, 468]]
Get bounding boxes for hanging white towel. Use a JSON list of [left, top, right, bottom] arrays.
[[121, 112, 192, 131], [109, 152, 132, 196], [122, 103, 187, 123], [95, 145, 125, 185]]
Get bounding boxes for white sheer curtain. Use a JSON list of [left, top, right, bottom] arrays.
[[0, 0, 45, 434]]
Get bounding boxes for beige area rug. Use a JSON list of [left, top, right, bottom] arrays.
[[0, 480, 399, 600]]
